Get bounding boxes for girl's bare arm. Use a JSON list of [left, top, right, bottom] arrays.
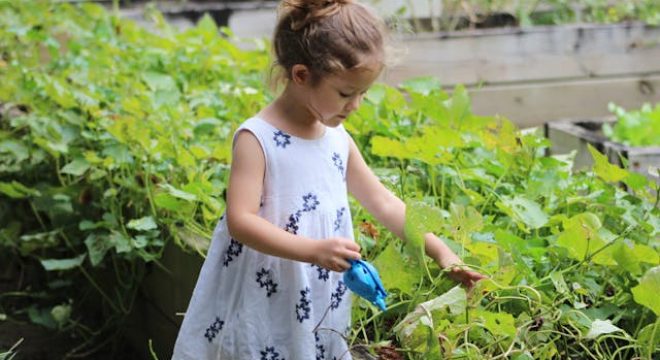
[[346, 136, 485, 286]]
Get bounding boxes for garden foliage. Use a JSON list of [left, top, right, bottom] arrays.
[[0, 1, 658, 359]]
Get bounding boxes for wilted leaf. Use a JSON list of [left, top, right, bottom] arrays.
[[40, 254, 86, 271]]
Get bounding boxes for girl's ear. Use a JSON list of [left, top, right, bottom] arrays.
[[291, 64, 310, 85]]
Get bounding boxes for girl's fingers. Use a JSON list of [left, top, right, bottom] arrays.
[[344, 241, 360, 252], [337, 259, 351, 271], [345, 250, 361, 261]]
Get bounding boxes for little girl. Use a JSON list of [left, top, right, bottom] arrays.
[[172, 0, 484, 358]]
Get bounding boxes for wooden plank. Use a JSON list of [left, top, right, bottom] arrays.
[[385, 23, 660, 87], [466, 74, 660, 128]]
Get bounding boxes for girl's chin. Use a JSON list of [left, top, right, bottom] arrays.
[[321, 116, 346, 127]]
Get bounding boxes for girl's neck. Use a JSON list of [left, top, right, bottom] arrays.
[[259, 87, 325, 139]]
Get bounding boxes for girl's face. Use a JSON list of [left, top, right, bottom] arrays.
[[303, 61, 382, 127]]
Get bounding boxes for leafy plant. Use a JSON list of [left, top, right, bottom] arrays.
[[0, 0, 269, 356], [0, 1, 658, 359], [346, 80, 659, 359], [604, 102, 660, 147]]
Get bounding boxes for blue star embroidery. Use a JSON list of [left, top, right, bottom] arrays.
[[332, 152, 345, 180], [273, 130, 291, 148], [203, 316, 224, 343], [223, 238, 243, 267], [256, 268, 278, 297], [311, 264, 330, 281], [334, 207, 346, 232], [260, 346, 285, 360], [330, 281, 347, 310], [284, 212, 300, 234], [302, 193, 320, 212], [295, 287, 312, 323], [315, 333, 326, 360]]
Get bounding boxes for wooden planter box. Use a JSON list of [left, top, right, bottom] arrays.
[[545, 118, 660, 184], [390, 23, 660, 128], [125, 241, 205, 360]]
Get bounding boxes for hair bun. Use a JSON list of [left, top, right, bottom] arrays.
[[281, 0, 353, 31]]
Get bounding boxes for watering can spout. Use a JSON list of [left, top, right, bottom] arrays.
[[375, 298, 387, 311], [342, 259, 388, 311]]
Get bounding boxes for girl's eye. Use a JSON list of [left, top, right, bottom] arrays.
[[339, 90, 368, 98]]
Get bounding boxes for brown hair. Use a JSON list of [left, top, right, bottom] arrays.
[[272, 0, 387, 86]]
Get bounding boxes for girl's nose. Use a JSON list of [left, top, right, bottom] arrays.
[[345, 95, 362, 112]]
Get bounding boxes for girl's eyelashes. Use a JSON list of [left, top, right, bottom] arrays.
[[339, 90, 368, 98]]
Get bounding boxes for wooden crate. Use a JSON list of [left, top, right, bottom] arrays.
[[545, 118, 660, 184]]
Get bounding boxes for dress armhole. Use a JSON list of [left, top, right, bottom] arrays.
[[232, 126, 269, 189], [336, 124, 352, 161]]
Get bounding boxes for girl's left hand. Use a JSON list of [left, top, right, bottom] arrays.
[[425, 233, 487, 289], [444, 265, 487, 289]]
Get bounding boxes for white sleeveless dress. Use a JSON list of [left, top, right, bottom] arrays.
[[172, 117, 355, 360]]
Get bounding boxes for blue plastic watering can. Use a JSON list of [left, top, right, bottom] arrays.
[[343, 259, 387, 311]]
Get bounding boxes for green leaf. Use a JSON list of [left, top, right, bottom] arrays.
[[400, 77, 441, 96], [160, 184, 197, 201], [0, 181, 41, 198], [373, 242, 421, 295], [556, 213, 615, 264], [585, 319, 624, 339], [60, 158, 90, 176], [445, 84, 471, 124], [110, 231, 132, 253], [142, 72, 178, 92], [497, 196, 549, 231], [84, 234, 111, 267], [40, 254, 86, 271], [588, 144, 629, 182], [550, 271, 569, 294], [632, 266, 660, 316], [127, 216, 158, 231], [0, 139, 29, 162], [28, 306, 57, 329], [613, 241, 659, 275], [371, 136, 408, 160], [404, 201, 444, 264], [393, 286, 467, 341], [637, 321, 660, 351], [475, 310, 516, 338], [449, 203, 483, 247]]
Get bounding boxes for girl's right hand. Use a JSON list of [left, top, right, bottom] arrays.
[[312, 237, 361, 272]]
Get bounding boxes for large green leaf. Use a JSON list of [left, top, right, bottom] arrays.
[[475, 309, 517, 338], [393, 286, 467, 342], [632, 266, 660, 316], [585, 319, 624, 339], [588, 144, 629, 183], [497, 196, 548, 231], [127, 216, 158, 231], [613, 240, 659, 275], [556, 213, 615, 265], [404, 201, 445, 264], [0, 181, 41, 198], [60, 157, 90, 176], [373, 242, 421, 295]]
